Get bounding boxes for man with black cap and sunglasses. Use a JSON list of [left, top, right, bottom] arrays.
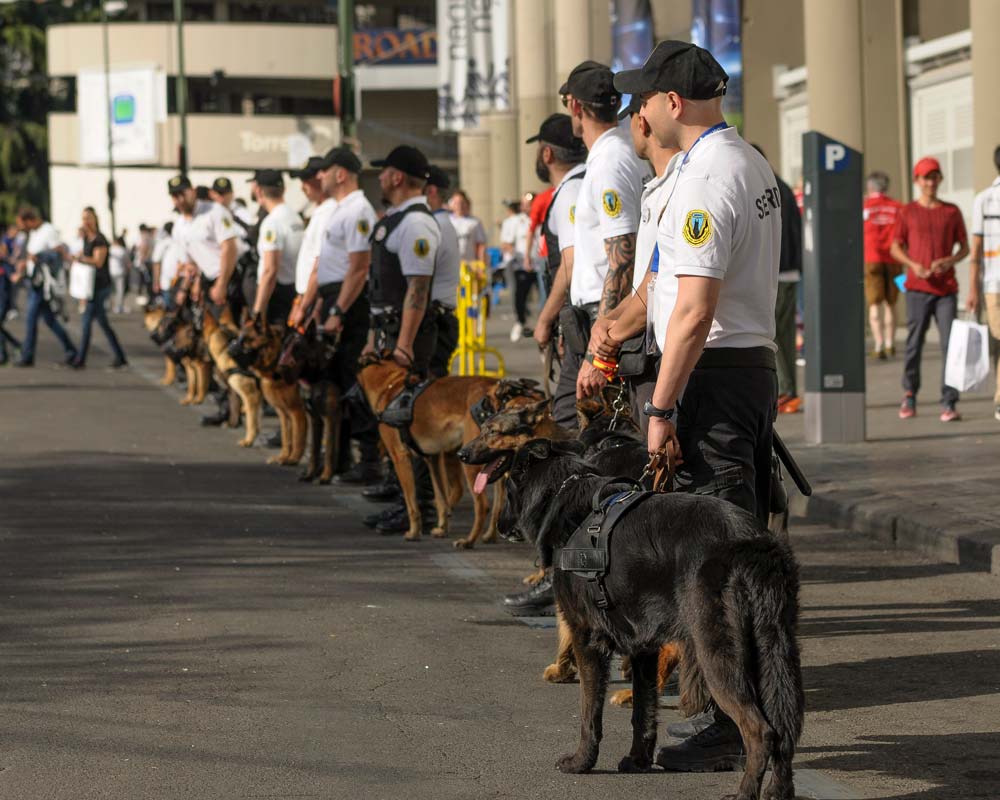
[[252, 169, 303, 324], [423, 165, 461, 377], [210, 176, 255, 231], [610, 41, 782, 773], [288, 155, 337, 328], [556, 61, 649, 428]]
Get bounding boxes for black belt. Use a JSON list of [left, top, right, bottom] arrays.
[[695, 346, 776, 371], [319, 282, 343, 299]]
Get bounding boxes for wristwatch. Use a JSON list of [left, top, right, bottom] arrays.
[[327, 303, 344, 319], [643, 401, 675, 421]]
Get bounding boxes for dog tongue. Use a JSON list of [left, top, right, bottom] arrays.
[[474, 458, 503, 494]]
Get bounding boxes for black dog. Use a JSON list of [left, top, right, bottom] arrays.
[[493, 440, 804, 800]]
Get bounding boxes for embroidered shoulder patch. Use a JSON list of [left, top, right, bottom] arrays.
[[221, 216, 232, 229], [263, 228, 276, 244], [413, 238, 430, 257], [602, 189, 622, 218], [357, 218, 370, 236], [682, 209, 712, 247], [569, 205, 576, 224]]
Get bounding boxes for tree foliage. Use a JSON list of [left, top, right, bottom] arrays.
[[0, 1, 100, 222]]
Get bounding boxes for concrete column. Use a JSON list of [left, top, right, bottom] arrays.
[[971, 0, 1000, 188], [483, 110, 520, 233], [859, 0, 908, 200], [457, 128, 492, 242], [514, 0, 553, 192], [803, 0, 863, 151], [589, 0, 612, 66], [554, 0, 592, 90]]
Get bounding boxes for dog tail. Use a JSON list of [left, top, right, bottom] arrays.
[[731, 537, 805, 751]]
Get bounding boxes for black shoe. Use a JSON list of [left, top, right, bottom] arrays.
[[200, 409, 229, 427], [362, 478, 400, 501], [69, 359, 85, 370], [665, 708, 716, 739], [14, 359, 34, 368], [109, 358, 128, 369], [363, 503, 405, 529], [334, 462, 382, 485], [654, 717, 744, 772], [375, 506, 436, 535], [502, 573, 555, 616], [266, 431, 282, 448], [64, 352, 78, 365], [263, 404, 278, 418]]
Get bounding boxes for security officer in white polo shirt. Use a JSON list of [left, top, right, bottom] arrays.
[[585, 92, 680, 433], [367, 145, 440, 373], [288, 155, 338, 326], [968, 144, 1000, 421], [253, 169, 303, 324], [614, 41, 781, 772], [424, 165, 462, 377], [168, 174, 239, 313], [556, 61, 649, 427]]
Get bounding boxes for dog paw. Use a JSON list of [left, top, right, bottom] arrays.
[[609, 690, 633, 707], [266, 455, 282, 465], [179, 398, 192, 406], [431, 527, 448, 538], [556, 753, 593, 774], [543, 664, 577, 684], [239, 439, 254, 448], [762, 784, 795, 800], [318, 473, 333, 485], [453, 538, 472, 549], [617, 755, 652, 773], [403, 532, 422, 542]]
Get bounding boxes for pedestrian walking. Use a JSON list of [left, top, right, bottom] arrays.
[[614, 40, 780, 771], [70, 207, 127, 369], [11, 206, 77, 367], [863, 171, 904, 359], [0, 224, 21, 363], [890, 157, 969, 422], [499, 196, 533, 340], [448, 189, 487, 265], [109, 236, 131, 313], [966, 145, 1000, 422]]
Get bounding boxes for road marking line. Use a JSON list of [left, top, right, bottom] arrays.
[[793, 769, 863, 799]]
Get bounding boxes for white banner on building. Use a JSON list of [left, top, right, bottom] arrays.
[[437, 0, 510, 130], [78, 66, 161, 165]]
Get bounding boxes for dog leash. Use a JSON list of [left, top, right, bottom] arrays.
[[641, 445, 676, 494]]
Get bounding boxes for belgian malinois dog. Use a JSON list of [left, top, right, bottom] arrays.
[[229, 314, 307, 466], [355, 352, 503, 546], [201, 306, 263, 448]]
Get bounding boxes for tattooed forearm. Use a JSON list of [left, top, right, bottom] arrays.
[[599, 232, 637, 315], [404, 275, 431, 311]]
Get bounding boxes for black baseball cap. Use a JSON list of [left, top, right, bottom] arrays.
[[211, 176, 234, 194], [167, 175, 192, 194], [371, 145, 430, 179], [613, 41, 728, 100], [289, 156, 326, 180], [525, 113, 585, 152], [617, 93, 642, 121], [559, 60, 620, 106], [254, 169, 284, 189], [425, 164, 450, 190], [318, 147, 362, 174]]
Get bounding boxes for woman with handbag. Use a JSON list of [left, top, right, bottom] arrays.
[[70, 207, 127, 369]]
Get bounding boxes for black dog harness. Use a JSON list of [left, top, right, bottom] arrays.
[[470, 395, 495, 427], [379, 377, 436, 457], [556, 480, 652, 610]]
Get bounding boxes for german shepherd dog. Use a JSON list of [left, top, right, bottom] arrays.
[[201, 306, 263, 448], [355, 352, 504, 545], [277, 323, 341, 484], [143, 303, 175, 386], [152, 306, 212, 406], [481, 441, 804, 799], [229, 314, 307, 466]]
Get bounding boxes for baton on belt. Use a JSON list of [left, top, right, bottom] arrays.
[[772, 430, 812, 497]]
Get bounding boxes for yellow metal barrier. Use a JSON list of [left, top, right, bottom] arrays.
[[449, 260, 506, 377]]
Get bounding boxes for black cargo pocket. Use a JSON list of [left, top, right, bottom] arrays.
[[682, 462, 748, 497]]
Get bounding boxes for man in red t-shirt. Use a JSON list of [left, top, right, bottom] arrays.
[[890, 156, 970, 421], [863, 171, 902, 358]]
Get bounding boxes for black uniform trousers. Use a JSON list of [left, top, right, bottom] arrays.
[[552, 302, 599, 431], [429, 302, 459, 378]]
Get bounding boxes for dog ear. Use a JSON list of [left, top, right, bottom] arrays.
[[523, 438, 551, 460], [523, 397, 551, 420]]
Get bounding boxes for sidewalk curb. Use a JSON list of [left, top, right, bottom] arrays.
[[790, 491, 1000, 576]]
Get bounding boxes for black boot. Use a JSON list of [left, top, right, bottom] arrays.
[[362, 473, 400, 501], [265, 430, 282, 448], [375, 504, 437, 535], [502, 572, 555, 616], [363, 503, 405, 529], [334, 461, 382, 485], [654, 708, 743, 772]]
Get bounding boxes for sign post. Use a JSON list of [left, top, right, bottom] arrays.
[[801, 131, 866, 444]]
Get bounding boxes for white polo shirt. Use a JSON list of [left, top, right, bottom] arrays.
[[634, 155, 680, 289], [385, 196, 439, 279], [152, 233, 179, 288], [172, 200, 238, 280], [296, 197, 337, 293], [972, 176, 1000, 293], [652, 125, 780, 352], [317, 189, 377, 286], [570, 125, 649, 305], [547, 163, 586, 255], [432, 208, 461, 308], [257, 202, 304, 286], [500, 212, 531, 269]]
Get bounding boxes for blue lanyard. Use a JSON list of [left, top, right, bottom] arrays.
[[681, 121, 729, 168]]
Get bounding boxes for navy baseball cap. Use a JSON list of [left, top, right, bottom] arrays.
[[617, 93, 643, 121], [167, 175, 192, 194], [425, 164, 450, 190], [318, 147, 363, 174], [289, 156, 326, 180], [371, 145, 429, 179], [211, 176, 234, 194], [525, 113, 585, 153], [254, 169, 284, 189], [613, 41, 728, 100], [559, 60, 620, 106]]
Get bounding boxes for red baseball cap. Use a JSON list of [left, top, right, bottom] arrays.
[[913, 156, 942, 178]]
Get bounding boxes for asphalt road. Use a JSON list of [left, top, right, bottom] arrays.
[[1, 313, 999, 800]]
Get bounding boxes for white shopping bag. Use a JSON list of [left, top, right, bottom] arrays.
[[68, 261, 95, 301], [944, 318, 991, 392]]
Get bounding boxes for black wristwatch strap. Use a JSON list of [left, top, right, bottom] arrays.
[[642, 401, 675, 420], [328, 303, 344, 318]]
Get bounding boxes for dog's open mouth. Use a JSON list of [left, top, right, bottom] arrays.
[[473, 452, 512, 494]]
